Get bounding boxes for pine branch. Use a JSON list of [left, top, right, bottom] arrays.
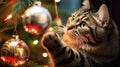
[[13, 0, 34, 15], [0, 0, 34, 32]]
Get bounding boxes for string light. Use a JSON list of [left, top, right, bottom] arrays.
[[1, 56, 5, 61], [21, 14, 24, 18], [4, 14, 12, 21], [33, 40, 39, 45], [42, 52, 48, 58]]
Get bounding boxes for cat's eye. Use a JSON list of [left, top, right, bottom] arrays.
[[79, 21, 87, 28]]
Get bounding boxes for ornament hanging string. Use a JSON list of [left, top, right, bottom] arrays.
[[12, 14, 18, 35]]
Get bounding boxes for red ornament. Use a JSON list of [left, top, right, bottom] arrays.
[[0, 35, 30, 66]]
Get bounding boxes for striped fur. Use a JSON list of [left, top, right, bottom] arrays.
[[42, 1, 119, 67]]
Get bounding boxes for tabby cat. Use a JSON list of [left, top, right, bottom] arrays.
[[41, 0, 120, 67]]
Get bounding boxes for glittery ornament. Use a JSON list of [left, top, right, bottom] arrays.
[[0, 35, 30, 66], [22, 1, 51, 35]]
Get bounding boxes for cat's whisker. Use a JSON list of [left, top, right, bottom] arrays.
[[75, 31, 83, 44], [73, 31, 83, 46], [70, 31, 76, 41], [76, 31, 84, 44], [76, 30, 83, 43], [74, 33, 80, 46], [70, 31, 77, 42], [71, 32, 80, 49], [78, 29, 88, 44]]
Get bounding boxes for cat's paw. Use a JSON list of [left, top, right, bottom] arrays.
[[42, 32, 60, 51]]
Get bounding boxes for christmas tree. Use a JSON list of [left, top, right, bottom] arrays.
[[0, 0, 71, 67]]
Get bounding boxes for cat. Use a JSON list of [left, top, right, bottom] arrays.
[[41, 0, 120, 67]]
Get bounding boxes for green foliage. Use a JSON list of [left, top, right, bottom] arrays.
[[13, 0, 33, 15]]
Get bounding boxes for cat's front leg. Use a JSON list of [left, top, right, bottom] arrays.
[[42, 32, 82, 67]]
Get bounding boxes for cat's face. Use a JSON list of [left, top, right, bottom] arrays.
[[64, 4, 110, 47]]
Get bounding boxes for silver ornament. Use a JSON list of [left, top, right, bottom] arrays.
[[22, 1, 51, 35]]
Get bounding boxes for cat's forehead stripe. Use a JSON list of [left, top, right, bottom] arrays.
[[82, 16, 88, 21], [91, 15, 101, 26], [79, 14, 85, 19]]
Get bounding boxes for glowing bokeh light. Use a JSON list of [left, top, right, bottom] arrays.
[[55, 0, 61, 3], [42, 52, 48, 58], [48, 27, 54, 31], [4, 14, 12, 21], [33, 40, 39, 45]]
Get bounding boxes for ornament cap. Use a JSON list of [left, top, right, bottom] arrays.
[[12, 35, 19, 40]]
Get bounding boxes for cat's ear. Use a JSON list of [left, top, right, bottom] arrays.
[[83, 0, 94, 9], [83, 0, 90, 9], [97, 4, 109, 27]]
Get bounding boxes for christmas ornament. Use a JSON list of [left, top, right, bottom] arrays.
[[22, 1, 51, 35], [1, 35, 30, 67]]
